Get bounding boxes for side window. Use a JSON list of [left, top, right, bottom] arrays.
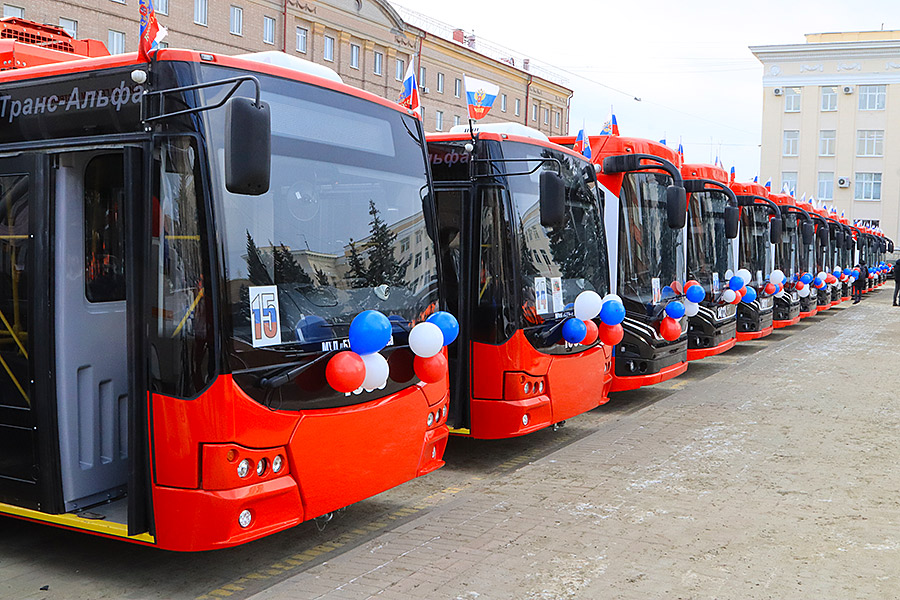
[[150, 138, 214, 397], [84, 154, 126, 303], [0, 173, 30, 409], [473, 186, 514, 343]]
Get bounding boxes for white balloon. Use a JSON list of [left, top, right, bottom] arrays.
[[408, 322, 444, 358], [722, 289, 737, 303], [684, 300, 700, 317], [725, 269, 734, 279], [602, 293, 623, 306], [798, 285, 810, 297], [770, 269, 785, 285], [817, 271, 827, 282], [361, 352, 389, 391], [737, 268, 752, 285], [574, 290, 603, 321]]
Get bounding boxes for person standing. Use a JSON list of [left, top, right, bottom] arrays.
[[853, 259, 868, 304], [893, 257, 900, 306]]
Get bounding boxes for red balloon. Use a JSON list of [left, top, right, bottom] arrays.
[[764, 283, 777, 295], [325, 351, 366, 393], [659, 316, 681, 341], [599, 323, 624, 346], [581, 319, 599, 345], [795, 281, 805, 290], [414, 353, 447, 384], [739, 285, 747, 296], [684, 279, 700, 290]]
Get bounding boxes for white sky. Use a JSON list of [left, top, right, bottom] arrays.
[[395, 0, 898, 181]]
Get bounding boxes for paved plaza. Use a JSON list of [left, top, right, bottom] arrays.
[[1, 287, 898, 600]]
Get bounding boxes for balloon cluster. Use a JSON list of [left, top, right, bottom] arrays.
[[561, 290, 626, 347], [683, 280, 705, 317], [767, 269, 786, 298], [325, 310, 459, 394]]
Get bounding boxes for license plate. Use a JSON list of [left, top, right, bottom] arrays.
[[791, 291, 799, 302], [760, 297, 773, 309], [717, 306, 728, 320]]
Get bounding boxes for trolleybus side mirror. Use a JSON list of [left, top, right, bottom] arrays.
[[817, 225, 828, 246], [769, 217, 783, 244], [225, 97, 272, 195], [601, 154, 640, 174], [666, 186, 687, 229], [725, 206, 739, 239], [801, 222, 814, 246], [846, 235, 854, 251], [835, 230, 844, 249], [539, 170, 566, 228]]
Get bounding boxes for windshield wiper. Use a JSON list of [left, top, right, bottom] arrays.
[[243, 354, 332, 389]]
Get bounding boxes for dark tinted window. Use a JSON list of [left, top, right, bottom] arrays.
[[84, 154, 126, 303]]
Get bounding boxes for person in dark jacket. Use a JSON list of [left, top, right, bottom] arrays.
[[893, 258, 900, 306], [853, 259, 868, 303]]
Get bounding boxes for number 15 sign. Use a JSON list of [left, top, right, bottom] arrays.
[[249, 285, 282, 348]]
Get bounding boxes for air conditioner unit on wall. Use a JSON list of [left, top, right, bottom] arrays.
[[422, 87, 430, 94], [843, 85, 854, 94], [837, 176, 851, 188], [773, 87, 784, 96]]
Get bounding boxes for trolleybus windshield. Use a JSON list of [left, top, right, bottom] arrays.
[[739, 206, 770, 286], [618, 172, 685, 308], [778, 216, 799, 280], [687, 190, 728, 293], [200, 67, 437, 406]]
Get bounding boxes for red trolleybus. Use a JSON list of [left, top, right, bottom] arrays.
[[681, 164, 739, 358], [553, 135, 688, 392], [729, 182, 781, 340], [427, 124, 613, 439], [0, 21, 448, 550], [766, 192, 803, 328]]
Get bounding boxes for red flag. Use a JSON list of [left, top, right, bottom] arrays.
[[139, 0, 166, 62]]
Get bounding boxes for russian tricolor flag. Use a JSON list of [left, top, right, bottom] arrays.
[[600, 112, 619, 136], [764, 177, 772, 191], [573, 125, 592, 159], [398, 60, 420, 115], [463, 76, 499, 120], [138, 0, 167, 62]]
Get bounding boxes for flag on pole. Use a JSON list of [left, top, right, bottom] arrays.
[[398, 60, 420, 115], [764, 177, 772, 191], [659, 137, 667, 146], [139, 0, 167, 62], [600, 110, 619, 136], [730, 166, 736, 184], [463, 75, 499, 120], [753, 175, 759, 183], [573, 123, 592, 159], [677, 141, 684, 160]]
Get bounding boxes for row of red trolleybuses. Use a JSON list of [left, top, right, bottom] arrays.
[[0, 19, 894, 551]]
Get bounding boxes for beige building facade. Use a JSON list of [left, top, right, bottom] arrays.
[[3, 0, 571, 136], [751, 31, 900, 243]]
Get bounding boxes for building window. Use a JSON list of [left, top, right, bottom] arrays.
[[323, 35, 335, 62], [194, 0, 207, 26], [296, 27, 307, 53], [2, 4, 24, 17], [501, 94, 507, 112], [532, 103, 538, 122], [436, 72, 444, 93], [373, 51, 383, 76], [784, 87, 801, 112], [415, 231, 422, 245], [59, 17, 77, 38], [818, 130, 835, 156], [454, 115, 461, 127], [400, 237, 410, 252], [781, 171, 797, 194], [555, 111, 561, 129], [157, 0, 169, 15], [414, 253, 422, 268], [350, 44, 360, 69], [454, 78, 461, 98], [396, 59, 405, 81], [543, 108, 550, 125], [419, 66, 426, 85], [435, 110, 444, 131], [821, 86, 837, 111], [817, 172, 834, 201], [782, 130, 799, 156], [229, 6, 243, 36], [263, 16, 275, 45], [856, 130, 884, 156], [859, 85, 886, 110], [854, 172, 882, 201], [515, 98, 521, 116], [107, 30, 125, 54]]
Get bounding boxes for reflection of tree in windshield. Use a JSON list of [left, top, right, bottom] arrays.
[[346, 200, 410, 289]]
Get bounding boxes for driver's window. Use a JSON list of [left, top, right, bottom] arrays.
[[84, 154, 125, 303]]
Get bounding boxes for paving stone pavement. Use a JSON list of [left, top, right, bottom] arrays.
[[248, 289, 900, 600]]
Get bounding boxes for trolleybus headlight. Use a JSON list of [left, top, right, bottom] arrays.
[[523, 382, 531, 395], [256, 457, 268, 476], [522, 414, 530, 426], [427, 412, 434, 427], [238, 509, 253, 528], [272, 454, 284, 474], [237, 458, 252, 478], [537, 381, 545, 394], [442, 406, 447, 419]]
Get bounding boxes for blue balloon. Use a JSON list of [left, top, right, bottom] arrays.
[[813, 276, 823, 287], [599, 299, 626, 326], [742, 287, 758, 303], [562, 318, 588, 344], [685, 284, 705, 303], [349, 310, 392, 355], [832, 270, 841, 277], [728, 276, 744, 291], [665, 300, 686, 319], [661, 285, 676, 299], [801, 273, 813, 284], [843, 268, 852, 276], [427, 311, 460, 345]]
